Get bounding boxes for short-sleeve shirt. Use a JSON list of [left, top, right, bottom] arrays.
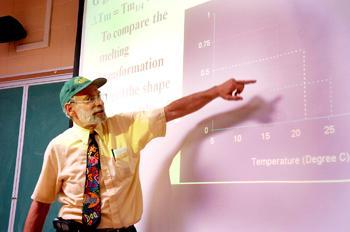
[[31, 108, 166, 228]]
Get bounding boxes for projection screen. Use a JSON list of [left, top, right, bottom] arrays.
[[79, 0, 350, 231]]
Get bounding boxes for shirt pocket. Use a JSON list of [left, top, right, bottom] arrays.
[[113, 147, 135, 180]]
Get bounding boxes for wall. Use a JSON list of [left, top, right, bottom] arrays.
[[0, 0, 78, 230], [0, 0, 78, 80]]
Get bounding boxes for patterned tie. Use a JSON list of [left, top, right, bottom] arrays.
[[82, 132, 101, 228]]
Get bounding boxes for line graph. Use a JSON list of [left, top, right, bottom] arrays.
[[170, 0, 350, 185]]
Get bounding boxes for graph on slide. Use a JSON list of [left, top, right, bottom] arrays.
[[170, 0, 350, 185]]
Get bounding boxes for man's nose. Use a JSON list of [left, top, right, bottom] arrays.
[[94, 97, 104, 106]]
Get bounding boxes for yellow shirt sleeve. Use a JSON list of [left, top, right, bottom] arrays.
[[106, 108, 166, 153], [31, 140, 61, 203]]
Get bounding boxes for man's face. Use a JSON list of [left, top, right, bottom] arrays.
[[68, 85, 107, 129]]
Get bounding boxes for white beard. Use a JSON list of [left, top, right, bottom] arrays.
[[75, 107, 107, 127]]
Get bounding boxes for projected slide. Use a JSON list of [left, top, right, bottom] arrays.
[[173, 0, 350, 184], [80, 0, 184, 114], [79, 1, 350, 231]]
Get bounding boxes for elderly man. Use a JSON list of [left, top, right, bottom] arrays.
[[24, 76, 255, 232]]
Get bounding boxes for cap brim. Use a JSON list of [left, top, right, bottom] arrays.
[[90, 77, 107, 88], [76, 77, 107, 95]]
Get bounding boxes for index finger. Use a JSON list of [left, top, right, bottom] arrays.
[[236, 80, 257, 85]]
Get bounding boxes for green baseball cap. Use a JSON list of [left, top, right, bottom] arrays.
[[59, 76, 107, 108]]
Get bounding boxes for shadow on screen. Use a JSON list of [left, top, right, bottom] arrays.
[[143, 95, 281, 231]]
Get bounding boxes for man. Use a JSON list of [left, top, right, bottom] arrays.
[[24, 76, 256, 231]]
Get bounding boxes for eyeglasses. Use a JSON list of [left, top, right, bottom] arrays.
[[69, 93, 107, 105]]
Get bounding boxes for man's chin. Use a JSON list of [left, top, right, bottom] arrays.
[[95, 114, 107, 124], [97, 113, 107, 121], [82, 118, 106, 129]]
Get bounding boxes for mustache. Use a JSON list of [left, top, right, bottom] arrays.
[[92, 108, 105, 115]]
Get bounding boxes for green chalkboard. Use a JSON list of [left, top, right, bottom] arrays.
[[0, 87, 23, 232], [14, 82, 68, 232]]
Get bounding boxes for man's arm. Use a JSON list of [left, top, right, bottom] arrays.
[[24, 200, 51, 232], [164, 78, 256, 122]]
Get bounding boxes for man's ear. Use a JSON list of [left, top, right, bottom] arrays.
[[64, 103, 75, 118]]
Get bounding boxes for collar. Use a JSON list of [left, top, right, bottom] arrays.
[[72, 122, 104, 143]]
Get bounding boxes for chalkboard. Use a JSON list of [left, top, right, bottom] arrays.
[[0, 87, 23, 232], [14, 82, 68, 231]]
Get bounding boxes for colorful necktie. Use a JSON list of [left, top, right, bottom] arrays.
[[82, 132, 101, 228]]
